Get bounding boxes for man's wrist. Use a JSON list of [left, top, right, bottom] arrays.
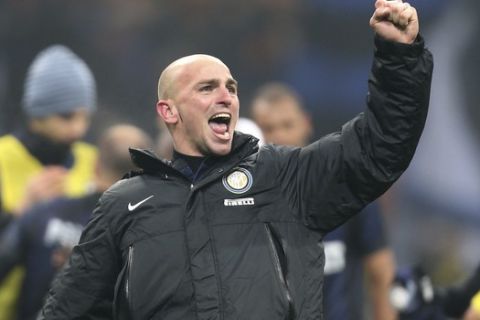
[[374, 34, 425, 59]]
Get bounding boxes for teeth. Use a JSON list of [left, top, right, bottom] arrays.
[[210, 113, 231, 120]]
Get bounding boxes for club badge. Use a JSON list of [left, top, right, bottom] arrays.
[[222, 167, 253, 194]]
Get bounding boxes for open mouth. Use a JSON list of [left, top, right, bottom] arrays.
[[208, 113, 231, 139]]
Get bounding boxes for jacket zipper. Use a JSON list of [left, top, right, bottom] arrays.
[[126, 245, 134, 311], [264, 223, 296, 320]]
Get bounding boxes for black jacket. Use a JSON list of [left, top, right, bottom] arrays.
[[39, 36, 433, 320]]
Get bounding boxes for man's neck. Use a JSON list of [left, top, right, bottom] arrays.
[[172, 150, 206, 174]]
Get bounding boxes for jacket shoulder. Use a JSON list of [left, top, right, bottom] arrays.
[[101, 174, 149, 202]]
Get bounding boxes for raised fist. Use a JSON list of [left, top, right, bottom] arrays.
[[370, 0, 419, 44]]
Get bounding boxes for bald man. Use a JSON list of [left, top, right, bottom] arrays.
[[38, 2, 433, 319]]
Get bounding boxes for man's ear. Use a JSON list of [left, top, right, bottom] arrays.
[[157, 100, 178, 124]]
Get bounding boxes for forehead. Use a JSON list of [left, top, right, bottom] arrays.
[[175, 58, 234, 87], [255, 97, 304, 119]]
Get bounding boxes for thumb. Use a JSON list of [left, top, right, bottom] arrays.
[[375, 0, 386, 9]]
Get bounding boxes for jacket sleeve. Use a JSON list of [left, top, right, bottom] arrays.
[[0, 217, 27, 281], [37, 195, 121, 320], [275, 35, 433, 232], [0, 211, 13, 234]]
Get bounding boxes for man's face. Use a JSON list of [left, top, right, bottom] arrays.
[[162, 57, 239, 156], [252, 97, 311, 147], [31, 109, 91, 145]]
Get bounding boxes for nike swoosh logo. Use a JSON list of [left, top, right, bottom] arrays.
[[128, 195, 154, 212]]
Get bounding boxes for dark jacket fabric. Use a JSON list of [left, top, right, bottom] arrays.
[[38, 36, 433, 320]]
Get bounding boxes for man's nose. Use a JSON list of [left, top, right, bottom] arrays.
[[217, 87, 233, 106]]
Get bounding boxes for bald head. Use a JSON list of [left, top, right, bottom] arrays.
[[156, 54, 239, 157], [157, 54, 228, 100], [251, 83, 304, 114], [98, 124, 153, 180]]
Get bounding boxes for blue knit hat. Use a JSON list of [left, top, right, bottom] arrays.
[[22, 45, 97, 118]]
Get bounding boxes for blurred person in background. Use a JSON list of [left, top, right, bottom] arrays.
[[251, 82, 396, 320], [155, 117, 175, 160], [235, 117, 265, 147], [390, 265, 446, 320], [0, 45, 97, 320], [0, 123, 152, 320], [38, 1, 433, 319], [441, 266, 480, 320], [390, 262, 480, 319]]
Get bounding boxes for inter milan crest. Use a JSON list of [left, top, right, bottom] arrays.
[[222, 167, 253, 194]]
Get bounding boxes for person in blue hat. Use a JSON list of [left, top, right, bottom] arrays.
[[0, 44, 98, 320]]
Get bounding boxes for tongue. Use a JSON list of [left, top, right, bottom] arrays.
[[209, 122, 228, 135]]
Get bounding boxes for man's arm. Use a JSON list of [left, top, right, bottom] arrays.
[[364, 249, 397, 320], [0, 218, 27, 281], [0, 166, 67, 234], [37, 196, 120, 320], [351, 203, 397, 320], [274, 0, 433, 232]]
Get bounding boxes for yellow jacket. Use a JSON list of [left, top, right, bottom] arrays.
[[0, 134, 97, 320]]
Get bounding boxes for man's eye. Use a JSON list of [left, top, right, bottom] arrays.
[[200, 85, 213, 92], [227, 86, 237, 94]]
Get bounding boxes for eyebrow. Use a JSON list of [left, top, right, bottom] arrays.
[[197, 78, 238, 88], [227, 78, 238, 87]]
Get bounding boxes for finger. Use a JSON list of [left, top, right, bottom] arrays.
[[35, 170, 66, 187], [43, 171, 68, 182], [371, 6, 391, 24], [397, 3, 414, 28], [32, 174, 66, 189], [388, 2, 401, 23], [49, 186, 66, 198], [45, 177, 67, 193], [41, 181, 66, 199], [375, 0, 387, 9], [44, 166, 68, 175], [384, 0, 403, 11], [385, 1, 408, 26]]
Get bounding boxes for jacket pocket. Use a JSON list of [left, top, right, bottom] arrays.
[[264, 223, 296, 320]]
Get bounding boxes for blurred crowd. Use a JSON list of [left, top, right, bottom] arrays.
[[0, 0, 452, 137], [0, 0, 479, 319]]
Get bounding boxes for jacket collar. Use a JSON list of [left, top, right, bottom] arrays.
[[129, 132, 259, 177]]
